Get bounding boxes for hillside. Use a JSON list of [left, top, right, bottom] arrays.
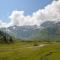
[[32, 21, 60, 41]]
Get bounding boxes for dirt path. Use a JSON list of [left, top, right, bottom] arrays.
[[27, 44, 46, 48], [0, 44, 47, 51]]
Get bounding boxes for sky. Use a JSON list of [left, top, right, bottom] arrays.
[[0, 0, 60, 28], [0, 0, 52, 22]]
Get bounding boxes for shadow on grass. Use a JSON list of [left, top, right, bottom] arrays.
[[40, 52, 56, 60]]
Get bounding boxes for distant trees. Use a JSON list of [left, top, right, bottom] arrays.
[[0, 30, 14, 44]]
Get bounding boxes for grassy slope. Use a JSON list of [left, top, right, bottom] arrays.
[[0, 42, 60, 60]]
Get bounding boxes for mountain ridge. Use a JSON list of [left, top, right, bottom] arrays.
[[0, 21, 60, 41]]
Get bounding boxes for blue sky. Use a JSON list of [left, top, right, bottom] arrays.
[[0, 0, 52, 22]]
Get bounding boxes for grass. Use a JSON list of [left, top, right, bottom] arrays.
[[0, 41, 60, 60]]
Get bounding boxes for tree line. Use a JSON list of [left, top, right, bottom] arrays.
[[0, 30, 14, 44]]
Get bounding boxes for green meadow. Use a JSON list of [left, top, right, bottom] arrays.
[[0, 41, 60, 60]]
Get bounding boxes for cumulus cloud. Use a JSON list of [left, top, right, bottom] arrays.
[[9, 11, 40, 26], [0, 20, 7, 28], [32, 0, 60, 22], [0, 0, 60, 27], [9, 0, 60, 26], [0, 20, 12, 28]]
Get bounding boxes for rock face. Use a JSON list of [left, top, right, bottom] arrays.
[[0, 25, 41, 40]]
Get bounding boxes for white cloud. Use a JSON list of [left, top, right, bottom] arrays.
[[32, 0, 60, 22], [0, 0, 60, 27], [0, 20, 11, 28], [9, 10, 40, 26], [9, 0, 60, 26], [0, 20, 7, 28]]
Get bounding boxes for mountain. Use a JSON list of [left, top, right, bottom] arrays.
[[33, 21, 60, 41], [0, 21, 60, 41], [0, 25, 42, 40]]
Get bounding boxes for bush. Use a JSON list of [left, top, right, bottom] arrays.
[[33, 43, 38, 46]]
